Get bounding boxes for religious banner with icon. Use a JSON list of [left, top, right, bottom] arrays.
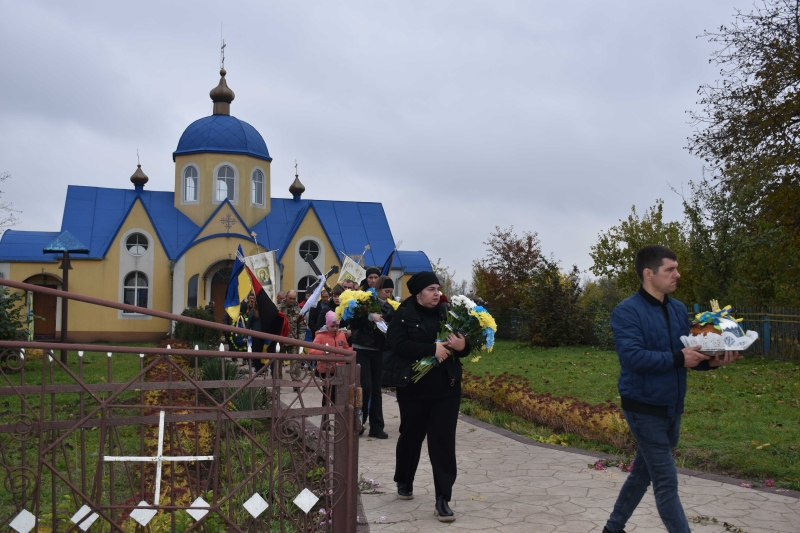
[[244, 251, 279, 302], [338, 255, 366, 285]]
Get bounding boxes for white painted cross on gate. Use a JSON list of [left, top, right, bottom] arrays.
[[104, 409, 214, 526]]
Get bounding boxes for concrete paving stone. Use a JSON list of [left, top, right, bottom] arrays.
[[552, 520, 603, 532], [499, 523, 556, 533], [546, 485, 590, 498], [487, 500, 548, 516], [360, 392, 799, 532], [546, 501, 589, 516], [522, 512, 568, 525], [689, 502, 752, 518], [679, 483, 735, 497], [519, 476, 566, 488], [383, 523, 419, 532], [553, 470, 594, 481], [567, 497, 619, 510]]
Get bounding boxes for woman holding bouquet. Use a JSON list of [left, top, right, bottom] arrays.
[[341, 270, 394, 438], [387, 272, 470, 522]]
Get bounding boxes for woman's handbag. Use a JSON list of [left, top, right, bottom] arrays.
[[382, 350, 411, 388]]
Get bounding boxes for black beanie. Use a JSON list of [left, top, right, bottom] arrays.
[[381, 278, 394, 289], [407, 271, 440, 296], [365, 267, 381, 277]]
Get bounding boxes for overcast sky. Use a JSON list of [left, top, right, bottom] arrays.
[[0, 0, 740, 285]]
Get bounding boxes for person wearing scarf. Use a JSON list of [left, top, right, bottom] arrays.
[[387, 272, 471, 522]]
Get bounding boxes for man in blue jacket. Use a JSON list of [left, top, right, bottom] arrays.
[[603, 245, 741, 533]]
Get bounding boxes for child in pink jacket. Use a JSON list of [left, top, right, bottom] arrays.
[[308, 311, 350, 405]]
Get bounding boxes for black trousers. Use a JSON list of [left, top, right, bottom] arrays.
[[393, 394, 460, 501], [356, 348, 384, 434]]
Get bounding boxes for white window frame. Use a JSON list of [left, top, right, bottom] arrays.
[[181, 163, 200, 204], [212, 162, 239, 205], [298, 239, 321, 261], [122, 271, 149, 313], [118, 228, 154, 320], [125, 232, 149, 257], [250, 167, 266, 207]]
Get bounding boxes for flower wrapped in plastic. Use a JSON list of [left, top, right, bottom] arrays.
[[411, 295, 497, 383], [335, 288, 383, 327]]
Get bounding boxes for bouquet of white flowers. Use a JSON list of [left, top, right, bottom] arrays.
[[411, 295, 497, 383]]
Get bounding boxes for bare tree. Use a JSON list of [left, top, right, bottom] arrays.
[[0, 172, 20, 233]]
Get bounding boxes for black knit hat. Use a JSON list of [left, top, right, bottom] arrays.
[[365, 267, 381, 277], [407, 272, 440, 296]]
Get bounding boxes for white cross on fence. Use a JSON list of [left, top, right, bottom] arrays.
[[104, 410, 214, 507]]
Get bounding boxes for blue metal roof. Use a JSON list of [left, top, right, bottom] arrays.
[[0, 187, 398, 268], [0, 231, 61, 262], [394, 251, 433, 273], [248, 199, 397, 267], [173, 115, 272, 162]]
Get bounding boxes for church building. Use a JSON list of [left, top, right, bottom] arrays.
[[0, 67, 432, 342]]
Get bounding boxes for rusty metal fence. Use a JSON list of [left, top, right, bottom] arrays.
[[0, 279, 361, 532]]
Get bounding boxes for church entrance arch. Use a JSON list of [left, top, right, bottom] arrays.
[[23, 273, 62, 339], [204, 260, 234, 323]]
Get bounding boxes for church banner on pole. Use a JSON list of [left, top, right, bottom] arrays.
[[338, 255, 366, 285], [244, 251, 279, 302]]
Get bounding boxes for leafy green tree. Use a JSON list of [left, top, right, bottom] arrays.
[[472, 226, 542, 314], [687, 0, 800, 255], [519, 260, 584, 347], [682, 173, 800, 306], [589, 200, 693, 300]]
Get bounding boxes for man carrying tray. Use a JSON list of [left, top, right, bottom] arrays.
[[603, 245, 742, 533]]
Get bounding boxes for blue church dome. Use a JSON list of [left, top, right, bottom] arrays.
[[172, 115, 272, 162]]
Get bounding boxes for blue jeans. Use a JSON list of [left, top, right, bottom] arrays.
[[606, 411, 690, 533]]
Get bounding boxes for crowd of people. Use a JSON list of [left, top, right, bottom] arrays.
[[214, 245, 737, 530]]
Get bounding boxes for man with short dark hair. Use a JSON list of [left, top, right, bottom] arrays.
[[603, 245, 742, 533]]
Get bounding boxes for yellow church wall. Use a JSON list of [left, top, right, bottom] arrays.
[[174, 153, 271, 228], [280, 208, 340, 293], [5, 200, 173, 342], [180, 234, 258, 308], [192, 202, 253, 242]]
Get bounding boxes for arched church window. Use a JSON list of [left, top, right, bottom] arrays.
[[126, 233, 148, 256], [123, 271, 148, 311], [297, 275, 317, 299], [216, 165, 235, 202], [184, 166, 198, 202], [187, 274, 199, 308], [299, 240, 320, 260], [251, 169, 265, 206]]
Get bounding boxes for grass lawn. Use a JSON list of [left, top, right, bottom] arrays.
[[461, 340, 800, 490]]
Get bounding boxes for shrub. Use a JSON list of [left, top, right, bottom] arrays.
[[0, 288, 28, 341], [592, 310, 615, 350], [173, 307, 219, 346], [462, 370, 634, 451], [518, 260, 585, 347]]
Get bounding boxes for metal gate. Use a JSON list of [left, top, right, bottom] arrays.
[[0, 279, 361, 532]]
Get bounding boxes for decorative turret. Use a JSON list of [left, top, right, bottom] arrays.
[[210, 68, 235, 115], [289, 166, 305, 202], [130, 164, 149, 192]]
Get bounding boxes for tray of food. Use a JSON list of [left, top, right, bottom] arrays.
[[679, 300, 758, 355]]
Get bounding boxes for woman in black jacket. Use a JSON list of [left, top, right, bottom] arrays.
[[341, 269, 394, 438], [386, 272, 469, 522]]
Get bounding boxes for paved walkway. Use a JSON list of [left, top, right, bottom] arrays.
[[358, 392, 800, 533]]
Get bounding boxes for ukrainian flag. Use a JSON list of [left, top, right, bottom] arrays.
[[224, 245, 252, 323]]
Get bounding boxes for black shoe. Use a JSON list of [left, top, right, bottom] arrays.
[[603, 528, 625, 533], [397, 483, 413, 500], [434, 496, 455, 522], [359, 427, 365, 436], [369, 431, 388, 439]]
